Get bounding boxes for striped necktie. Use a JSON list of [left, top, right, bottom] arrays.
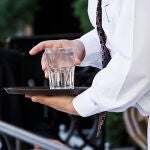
[[96, 0, 111, 137]]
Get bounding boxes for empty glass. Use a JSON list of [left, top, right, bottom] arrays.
[[45, 48, 75, 89]]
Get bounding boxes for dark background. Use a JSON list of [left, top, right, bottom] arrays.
[[33, 0, 81, 35]]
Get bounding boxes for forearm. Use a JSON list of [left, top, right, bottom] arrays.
[[26, 95, 79, 115], [46, 96, 79, 115]]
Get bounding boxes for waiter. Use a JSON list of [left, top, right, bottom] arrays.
[[26, 0, 150, 148]]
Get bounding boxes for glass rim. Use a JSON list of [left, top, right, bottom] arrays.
[[45, 47, 75, 53]]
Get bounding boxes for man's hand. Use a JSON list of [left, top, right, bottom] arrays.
[[29, 39, 85, 78], [25, 95, 79, 115]]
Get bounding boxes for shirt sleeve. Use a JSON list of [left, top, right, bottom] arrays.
[[73, 0, 150, 117], [77, 29, 102, 69]]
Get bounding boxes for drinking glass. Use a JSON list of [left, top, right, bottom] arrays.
[[45, 47, 75, 89]]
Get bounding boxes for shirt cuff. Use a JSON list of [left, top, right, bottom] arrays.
[[73, 88, 102, 117]]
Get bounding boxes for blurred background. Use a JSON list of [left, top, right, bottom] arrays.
[[0, 0, 92, 44], [0, 0, 147, 150]]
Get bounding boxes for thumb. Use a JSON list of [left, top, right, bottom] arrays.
[[75, 58, 81, 65]]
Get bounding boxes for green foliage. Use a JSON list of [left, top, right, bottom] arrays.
[[0, 0, 40, 42], [71, 0, 93, 33], [106, 112, 134, 147]]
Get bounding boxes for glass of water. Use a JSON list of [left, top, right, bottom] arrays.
[[45, 47, 75, 89]]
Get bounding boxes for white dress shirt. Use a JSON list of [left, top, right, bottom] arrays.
[[73, 0, 150, 147]]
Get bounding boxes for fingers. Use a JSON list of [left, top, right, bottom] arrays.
[[29, 42, 46, 55], [75, 58, 81, 65], [25, 95, 37, 102], [29, 40, 54, 55], [25, 95, 47, 103], [44, 70, 49, 78], [29, 40, 64, 55], [41, 53, 49, 78], [25, 95, 58, 107], [41, 53, 46, 71]]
